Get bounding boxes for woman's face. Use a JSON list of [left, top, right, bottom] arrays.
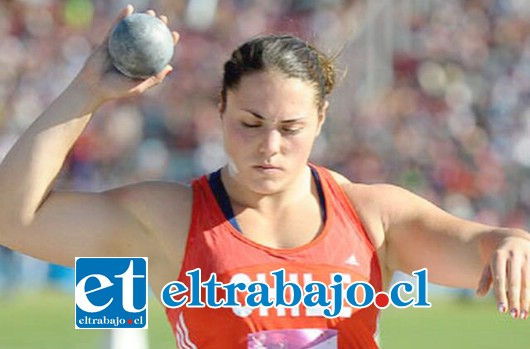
[[221, 70, 327, 195]]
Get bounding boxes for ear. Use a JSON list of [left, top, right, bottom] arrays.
[[315, 100, 329, 136]]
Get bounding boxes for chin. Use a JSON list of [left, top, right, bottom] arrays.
[[239, 172, 288, 195]]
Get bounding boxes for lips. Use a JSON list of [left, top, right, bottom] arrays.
[[253, 164, 281, 171]]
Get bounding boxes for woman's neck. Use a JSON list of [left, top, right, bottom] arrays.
[[220, 165, 313, 214]]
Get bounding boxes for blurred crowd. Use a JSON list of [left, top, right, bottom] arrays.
[[0, 0, 529, 291], [334, 0, 530, 232]]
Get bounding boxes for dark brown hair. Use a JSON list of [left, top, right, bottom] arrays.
[[220, 34, 336, 112]]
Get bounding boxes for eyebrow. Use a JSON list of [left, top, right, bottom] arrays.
[[242, 109, 307, 123]]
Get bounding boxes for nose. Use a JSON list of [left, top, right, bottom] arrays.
[[258, 129, 281, 156]]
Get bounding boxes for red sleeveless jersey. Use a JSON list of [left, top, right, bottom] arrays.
[[165, 165, 382, 348]]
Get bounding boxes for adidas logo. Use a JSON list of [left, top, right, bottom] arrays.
[[345, 254, 359, 266]]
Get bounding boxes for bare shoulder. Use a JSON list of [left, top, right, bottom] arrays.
[[327, 169, 406, 249], [328, 168, 397, 208], [104, 181, 192, 260], [107, 181, 193, 245], [105, 182, 193, 262], [328, 169, 415, 217], [328, 169, 450, 239], [105, 181, 194, 289], [107, 180, 192, 211]]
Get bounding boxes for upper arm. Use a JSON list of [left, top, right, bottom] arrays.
[[333, 171, 494, 289], [376, 184, 491, 288], [1, 182, 192, 268]]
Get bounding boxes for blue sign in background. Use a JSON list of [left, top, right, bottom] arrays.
[[75, 257, 148, 329]]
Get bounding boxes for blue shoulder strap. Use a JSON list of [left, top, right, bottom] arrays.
[[208, 169, 242, 232], [310, 166, 327, 223]]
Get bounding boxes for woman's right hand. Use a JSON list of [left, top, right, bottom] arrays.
[[73, 5, 179, 106]]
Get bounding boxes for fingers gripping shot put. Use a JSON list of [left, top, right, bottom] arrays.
[[0, 4, 529, 349]]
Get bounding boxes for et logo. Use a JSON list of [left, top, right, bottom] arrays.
[[75, 257, 148, 329]]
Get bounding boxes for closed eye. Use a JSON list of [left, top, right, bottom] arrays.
[[242, 122, 261, 128], [281, 126, 302, 135]]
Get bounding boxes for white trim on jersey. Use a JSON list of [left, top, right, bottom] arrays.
[[176, 313, 198, 349]]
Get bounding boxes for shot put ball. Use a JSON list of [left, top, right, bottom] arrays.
[[108, 13, 174, 79]]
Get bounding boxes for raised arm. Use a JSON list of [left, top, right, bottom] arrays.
[[0, 6, 181, 267]]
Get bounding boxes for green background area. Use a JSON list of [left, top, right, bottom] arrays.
[[0, 291, 526, 348]]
